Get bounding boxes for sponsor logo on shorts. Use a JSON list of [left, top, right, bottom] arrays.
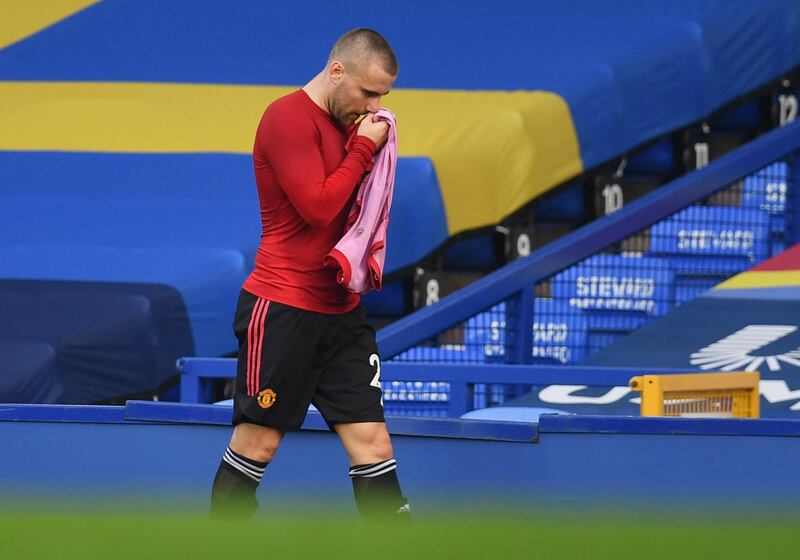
[[257, 388, 277, 409]]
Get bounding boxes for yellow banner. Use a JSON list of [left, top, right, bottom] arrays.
[[0, 0, 99, 50], [0, 81, 582, 234]]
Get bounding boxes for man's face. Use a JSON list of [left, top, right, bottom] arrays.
[[329, 59, 396, 127]]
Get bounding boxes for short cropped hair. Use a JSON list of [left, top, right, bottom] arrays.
[[328, 28, 398, 76]]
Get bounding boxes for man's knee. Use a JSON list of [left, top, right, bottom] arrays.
[[229, 423, 283, 463], [336, 422, 394, 464], [370, 429, 393, 460]]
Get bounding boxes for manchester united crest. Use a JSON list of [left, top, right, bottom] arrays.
[[256, 388, 277, 409]]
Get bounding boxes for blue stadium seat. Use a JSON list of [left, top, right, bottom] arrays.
[[650, 205, 771, 274], [463, 305, 507, 362], [649, 205, 772, 304], [710, 100, 762, 133], [743, 162, 789, 257], [0, 279, 194, 404], [385, 157, 449, 273], [743, 160, 788, 228], [390, 298, 591, 413], [441, 235, 501, 272], [463, 299, 588, 365], [0, 152, 447, 403], [0, 340, 63, 404], [551, 254, 675, 331], [626, 138, 674, 175], [391, 345, 484, 363], [382, 343, 459, 416], [382, 381, 450, 418], [535, 179, 585, 222], [360, 279, 408, 318], [0, 244, 243, 358]]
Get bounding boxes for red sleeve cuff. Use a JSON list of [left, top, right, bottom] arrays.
[[350, 135, 377, 171], [353, 135, 376, 153]]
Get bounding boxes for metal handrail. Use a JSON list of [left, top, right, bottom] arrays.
[[377, 121, 800, 358]]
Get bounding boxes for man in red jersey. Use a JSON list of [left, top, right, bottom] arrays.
[[211, 29, 409, 521]]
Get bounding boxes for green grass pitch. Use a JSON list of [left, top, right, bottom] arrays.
[[1, 507, 796, 560]]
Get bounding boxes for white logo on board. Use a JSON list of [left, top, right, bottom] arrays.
[[690, 325, 800, 372]]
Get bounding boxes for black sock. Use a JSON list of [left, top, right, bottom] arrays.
[[349, 458, 411, 522], [210, 446, 268, 519]]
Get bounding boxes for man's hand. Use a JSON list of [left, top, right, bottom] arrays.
[[357, 113, 389, 150]]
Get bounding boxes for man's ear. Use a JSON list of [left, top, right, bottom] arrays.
[[329, 60, 345, 85]]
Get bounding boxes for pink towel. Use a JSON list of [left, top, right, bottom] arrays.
[[324, 109, 397, 294]]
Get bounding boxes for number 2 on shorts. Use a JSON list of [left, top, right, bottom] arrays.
[[369, 353, 381, 389], [369, 353, 383, 407]]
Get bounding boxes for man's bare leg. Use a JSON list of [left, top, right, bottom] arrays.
[[210, 423, 283, 518], [336, 422, 410, 521]]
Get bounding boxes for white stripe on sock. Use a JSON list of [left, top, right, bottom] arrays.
[[223, 449, 265, 482], [350, 458, 395, 473], [352, 464, 398, 478], [349, 458, 396, 475], [223, 455, 262, 482], [349, 459, 397, 478], [224, 447, 266, 472]]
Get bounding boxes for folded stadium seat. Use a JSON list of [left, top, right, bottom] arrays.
[[742, 162, 788, 255], [551, 254, 675, 355], [359, 278, 409, 326], [440, 230, 507, 272], [0, 245, 243, 358], [626, 138, 675, 176], [0, 279, 193, 404], [649, 205, 771, 305], [710, 100, 763, 133], [0, 340, 63, 403], [533, 179, 585, 223]]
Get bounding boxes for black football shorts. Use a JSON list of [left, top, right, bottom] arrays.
[[231, 289, 385, 431]]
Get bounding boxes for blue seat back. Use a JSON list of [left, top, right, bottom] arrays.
[[551, 254, 675, 331], [650, 206, 771, 275], [463, 300, 588, 365]]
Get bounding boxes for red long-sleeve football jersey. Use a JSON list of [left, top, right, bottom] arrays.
[[243, 89, 376, 314]]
